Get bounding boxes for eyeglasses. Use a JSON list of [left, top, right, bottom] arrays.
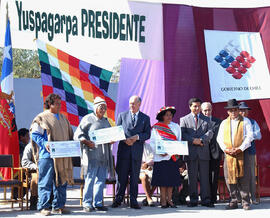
[[98, 105, 107, 110]]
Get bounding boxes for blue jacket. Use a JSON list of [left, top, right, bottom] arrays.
[[116, 111, 151, 161]]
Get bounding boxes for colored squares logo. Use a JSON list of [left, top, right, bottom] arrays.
[[214, 41, 256, 80]]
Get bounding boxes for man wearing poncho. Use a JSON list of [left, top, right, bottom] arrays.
[[30, 94, 74, 216], [217, 99, 253, 210]]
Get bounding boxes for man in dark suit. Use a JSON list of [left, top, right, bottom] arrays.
[[180, 98, 214, 207], [201, 102, 222, 204], [112, 96, 151, 209]]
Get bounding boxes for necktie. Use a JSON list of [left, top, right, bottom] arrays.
[[132, 114, 136, 126], [194, 115, 198, 129]]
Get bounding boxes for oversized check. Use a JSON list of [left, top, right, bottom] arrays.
[[49, 141, 81, 158], [89, 126, 126, 145], [156, 140, 189, 155]]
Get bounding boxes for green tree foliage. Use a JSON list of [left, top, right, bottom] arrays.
[[0, 48, 40, 78], [0, 47, 120, 81]]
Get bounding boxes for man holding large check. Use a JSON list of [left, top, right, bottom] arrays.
[[73, 97, 115, 212], [30, 93, 74, 216], [89, 126, 126, 145]]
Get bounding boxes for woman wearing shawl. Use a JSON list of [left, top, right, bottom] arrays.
[[74, 97, 114, 212], [150, 106, 182, 208]]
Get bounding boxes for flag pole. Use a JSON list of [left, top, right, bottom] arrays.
[[6, 1, 9, 25]]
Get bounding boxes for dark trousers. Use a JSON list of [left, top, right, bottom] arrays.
[[224, 151, 251, 206], [115, 158, 141, 205], [187, 159, 211, 204], [209, 158, 220, 203], [172, 178, 188, 204]]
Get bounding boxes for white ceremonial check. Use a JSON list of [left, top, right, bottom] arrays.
[[156, 140, 189, 155], [49, 141, 81, 158], [89, 126, 126, 145]]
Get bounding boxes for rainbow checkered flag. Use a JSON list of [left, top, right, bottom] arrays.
[[36, 39, 116, 126]]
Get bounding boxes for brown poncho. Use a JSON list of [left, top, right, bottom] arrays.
[[223, 116, 244, 184], [30, 110, 74, 186]]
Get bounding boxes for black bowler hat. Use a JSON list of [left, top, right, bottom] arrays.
[[239, 101, 251, 110], [224, 99, 239, 109]]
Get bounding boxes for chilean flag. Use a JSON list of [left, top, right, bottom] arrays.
[[0, 20, 19, 179]]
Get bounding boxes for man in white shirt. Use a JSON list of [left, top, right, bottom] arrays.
[[217, 99, 253, 210]]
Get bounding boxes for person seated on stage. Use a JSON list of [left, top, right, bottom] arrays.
[[172, 162, 189, 205], [140, 143, 156, 207], [18, 128, 30, 160], [12, 128, 30, 201], [21, 143, 38, 210]]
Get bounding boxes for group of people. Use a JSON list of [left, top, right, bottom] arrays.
[[21, 93, 261, 216]]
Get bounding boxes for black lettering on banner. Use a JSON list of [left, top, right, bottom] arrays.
[[102, 11, 109, 39], [35, 12, 41, 38], [133, 14, 139, 41], [29, 10, 35, 31], [23, 10, 29, 30], [14, 0, 147, 43], [15, 1, 22, 30], [95, 11, 102, 38], [126, 14, 133, 41], [119, 14, 125, 41], [55, 14, 61, 33], [81, 9, 88, 36], [60, 15, 65, 33], [88, 10, 95, 38], [139, 16, 145, 42], [72, 16, 78, 36], [113, 12, 119, 39], [66, 16, 72, 42], [48, 13, 54, 41], [41, 12, 47, 32]]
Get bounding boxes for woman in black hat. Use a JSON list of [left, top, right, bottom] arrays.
[[150, 106, 182, 208]]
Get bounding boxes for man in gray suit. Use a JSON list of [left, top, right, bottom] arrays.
[[180, 98, 214, 207], [112, 96, 151, 209]]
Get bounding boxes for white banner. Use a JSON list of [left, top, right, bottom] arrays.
[[0, 0, 163, 71], [204, 30, 270, 102]]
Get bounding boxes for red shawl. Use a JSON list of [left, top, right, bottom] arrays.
[[153, 122, 180, 161]]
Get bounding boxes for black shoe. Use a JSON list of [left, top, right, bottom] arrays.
[[225, 204, 238, 210], [167, 201, 177, 208], [211, 199, 217, 204], [201, 202, 215, 208], [30, 196, 38, 210], [130, 203, 141, 209], [95, 206, 108, 211], [161, 205, 168, 208], [111, 200, 121, 208], [179, 200, 187, 205], [142, 198, 148, 206], [30, 203, 37, 210], [187, 202, 198, 207]]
